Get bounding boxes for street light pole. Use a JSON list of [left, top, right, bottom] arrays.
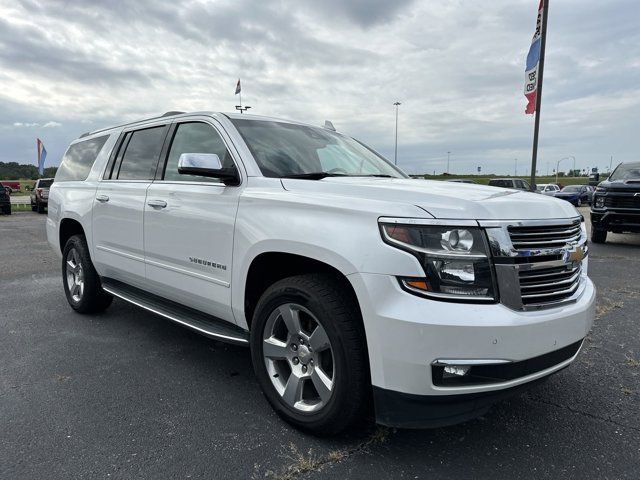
[[393, 102, 401, 165], [514, 158, 518, 176], [447, 151, 451, 174], [556, 157, 569, 184], [569, 155, 575, 176]]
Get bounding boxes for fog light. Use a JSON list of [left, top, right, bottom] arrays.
[[595, 196, 605, 208], [443, 365, 471, 377]]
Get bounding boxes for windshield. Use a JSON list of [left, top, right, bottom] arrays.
[[231, 119, 406, 179], [536, 185, 547, 191], [609, 162, 640, 181], [562, 185, 582, 192]]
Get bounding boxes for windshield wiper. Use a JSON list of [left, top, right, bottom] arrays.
[[280, 172, 350, 180], [353, 174, 395, 178]]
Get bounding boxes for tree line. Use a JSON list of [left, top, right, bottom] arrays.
[[0, 162, 58, 180]]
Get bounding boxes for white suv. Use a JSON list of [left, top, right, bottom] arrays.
[[47, 111, 595, 434]]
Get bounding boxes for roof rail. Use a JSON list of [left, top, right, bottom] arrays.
[[79, 131, 91, 138], [162, 111, 185, 117]]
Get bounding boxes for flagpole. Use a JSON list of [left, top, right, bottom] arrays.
[[530, 0, 549, 187]]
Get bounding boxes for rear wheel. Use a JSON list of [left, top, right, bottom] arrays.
[[250, 274, 369, 435], [577, 198, 583, 207], [591, 228, 607, 243], [62, 235, 113, 313], [36, 201, 45, 214], [31, 203, 37, 211]]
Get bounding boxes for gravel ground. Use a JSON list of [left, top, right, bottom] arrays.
[[1, 209, 639, 479]]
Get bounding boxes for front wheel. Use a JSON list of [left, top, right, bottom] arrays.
[[62, 235, 113, 313], [577, 198, 583, 207], [250, 274, 370, 435]]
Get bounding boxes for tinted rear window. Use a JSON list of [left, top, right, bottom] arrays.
[[55, 135, 109, 182], [38, 179, 53, 188], [116, 127, 166, 180]]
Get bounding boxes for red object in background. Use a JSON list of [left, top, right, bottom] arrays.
[[1, 181, 20, 192]]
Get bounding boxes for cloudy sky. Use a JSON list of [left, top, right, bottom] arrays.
[[0, 0, 638, 175]]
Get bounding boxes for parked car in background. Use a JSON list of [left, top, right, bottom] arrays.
[[1, 181, 21, 193], [30, 178, 53, 213], [536, 183, 560, 196], [553, 185, 594, 207], [590, 161, 640, 243], [488, 178, 533, 191], [0, 182, 11, 215], [446, 179, 477, 184]]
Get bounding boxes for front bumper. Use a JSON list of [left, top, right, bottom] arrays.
[[591, 209, 640, 233], [348, 272, 596, 427]]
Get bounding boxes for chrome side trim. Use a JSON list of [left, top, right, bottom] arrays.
[[102, 285, 248, 345], [144, 258, 230, 287], [95, 244, 144, 262]]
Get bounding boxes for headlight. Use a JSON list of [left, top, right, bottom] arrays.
[[594, 196, 605, 208], [380, 223, 497, 302]]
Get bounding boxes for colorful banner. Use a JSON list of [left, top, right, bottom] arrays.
[[524, 0, 544, 114], [37, 138, 47, 175]]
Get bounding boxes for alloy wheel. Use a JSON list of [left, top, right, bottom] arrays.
[[65, 248, 85, 302], [262, 303, 335, 412]]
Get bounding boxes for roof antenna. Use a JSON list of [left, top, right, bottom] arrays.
[[323, 120, 336, 131]]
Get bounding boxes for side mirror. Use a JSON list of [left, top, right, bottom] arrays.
[[177, 153, 240, 186]]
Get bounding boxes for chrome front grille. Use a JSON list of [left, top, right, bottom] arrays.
[[508, 219, 581, 249], [518, 263, 582, 305], [482, 217, 588, 311]]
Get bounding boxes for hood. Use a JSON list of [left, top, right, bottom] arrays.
[[600, 179, 640, 191], [281, 177, 579, 220], [555, 191, 579, 197]]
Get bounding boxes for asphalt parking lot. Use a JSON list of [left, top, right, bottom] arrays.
[[1, 209, 639, 479]]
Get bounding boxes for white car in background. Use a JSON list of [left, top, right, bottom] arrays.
[[46, 111, 595, 434], [536, 183, 561, 196]]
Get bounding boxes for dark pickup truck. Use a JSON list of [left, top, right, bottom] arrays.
[[590, 161, 640, 243]]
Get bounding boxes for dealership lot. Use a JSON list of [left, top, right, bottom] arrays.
[[1, 211, 639, 479]]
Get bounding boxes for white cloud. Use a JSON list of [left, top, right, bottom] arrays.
[[43, 121, 62, 128], [0, 0, 638, 175]]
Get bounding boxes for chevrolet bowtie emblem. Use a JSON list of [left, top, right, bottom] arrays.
[[564, 246, 585, 263]]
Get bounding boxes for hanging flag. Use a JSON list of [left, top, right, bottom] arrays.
[[235, 79, 241, 95], [36, 138, 47, 175], [524, 0, 544, 114]]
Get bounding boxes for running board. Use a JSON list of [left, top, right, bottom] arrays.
[[101, 278, 249, 346]]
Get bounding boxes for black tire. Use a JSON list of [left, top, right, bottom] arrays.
[[62, 234, 113, 313], [577, 198, 583, 207], [31, 203, 37, 211], [3, 206, 11, 215], [591, 228, 607, 243], [37, 201, 45, 214], [250, 273, 370, 435]]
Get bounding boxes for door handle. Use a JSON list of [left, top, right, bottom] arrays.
[[147, 199, 167, 209], [96, 195, 109, 203]]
